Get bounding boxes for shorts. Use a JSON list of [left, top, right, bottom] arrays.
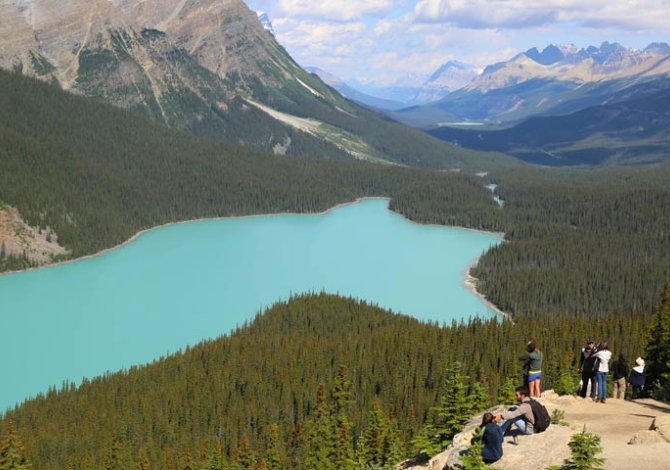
[[528, 371, 542, 382]]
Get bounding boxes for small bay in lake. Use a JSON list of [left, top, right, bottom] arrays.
[[0, 199, 501, 411]]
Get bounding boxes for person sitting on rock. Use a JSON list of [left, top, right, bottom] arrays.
[[497, 386, 535, 436], [480, 412, 504, 464]]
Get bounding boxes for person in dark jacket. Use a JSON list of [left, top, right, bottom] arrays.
[[480, 412, 504, 464], [578, 339, 598, 399], [611, 352, 629, 399], [629, 357, 646, 399]]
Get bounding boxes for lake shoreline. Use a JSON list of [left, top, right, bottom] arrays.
[[0, 197, 511, 320], [463, 259, 512, 322], [0, 197, 382, 278]]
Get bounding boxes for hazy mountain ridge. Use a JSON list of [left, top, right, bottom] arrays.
[[391, 41, 670, 128], [308, 59, 477, 110], [427, 77, 670, 166], [468, 41, 670, 93], [305, 66, 405, 110]]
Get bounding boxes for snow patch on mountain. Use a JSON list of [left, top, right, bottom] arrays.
[[257, 11, 274, 35]]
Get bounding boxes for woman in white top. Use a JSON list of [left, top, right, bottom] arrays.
[[593, 341, 612, 403]]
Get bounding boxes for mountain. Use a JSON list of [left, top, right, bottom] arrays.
[[256, 11, 275, 35], [410, 60, 478, 104], [465, 41, 670, 94], [391, 42, 670, 128], [427, 78, 670, 166], [0, 0, 466, 168], [338, 61, 477, 109], [305, 66, 405, 110]]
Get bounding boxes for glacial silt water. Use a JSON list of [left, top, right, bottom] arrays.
[[0, 199, 501, 410]]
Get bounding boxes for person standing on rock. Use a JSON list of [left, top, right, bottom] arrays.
[[520, 341, 543, 397], [480, 412, 504, 464], [593, 341, 612, 403], [611, 352, 629, 399], [578, 339, 598, 399], [629, 357, 646, 399]]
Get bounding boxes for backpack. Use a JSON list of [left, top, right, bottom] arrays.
[[529, 399, 551, 433], [582, 353, 597, 373]]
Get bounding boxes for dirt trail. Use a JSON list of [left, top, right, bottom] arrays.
[[556, 395, 670, 469]]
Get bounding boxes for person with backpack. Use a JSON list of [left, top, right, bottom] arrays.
[[611, 352, 629, 400], [496, 386, 551, 436], [593, 341, 612, 403], [629, 357, 646, 399], [578, 339, 598, 399], [480, 412, 504, 464]]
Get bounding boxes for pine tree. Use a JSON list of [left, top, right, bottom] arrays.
[[201, 448, 226, 470], [332, 366, 355, 470], [0, 421, 32, 470], [498, 377, 517, 405], [264, 424, 285, 470], [103, 438, 125, 470], [645, 285, 670, 400], [356, 398, 395, 468], [304, 385, 335, 470], [556, 370, 578, 396], [560, 426, 606, 470], [432, 362, 471, 450], [470, 381, 490, 414], [137, 447, 151, 470], [234, 436, 257, 470]]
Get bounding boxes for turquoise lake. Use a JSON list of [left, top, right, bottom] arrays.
[[0, 199, 501, 411]]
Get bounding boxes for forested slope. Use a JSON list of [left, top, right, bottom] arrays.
[[0, 69, 502, 264], [2, 68, 670, 319], [0, 294, 652, 469], [391, 165, 670, 317]]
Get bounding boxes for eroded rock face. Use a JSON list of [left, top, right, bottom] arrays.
[[0, 204, 69, 264], [0, 0, 352, 160], [0, 0, 310, 125]]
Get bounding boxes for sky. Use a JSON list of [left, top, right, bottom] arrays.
[[245, 0, 670, 87]]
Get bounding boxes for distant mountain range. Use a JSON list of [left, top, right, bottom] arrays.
[[392, 42, 670, 128], [427, 78, 670, 166], [308, 61, 478, 110], [0, 0, 471, 169]]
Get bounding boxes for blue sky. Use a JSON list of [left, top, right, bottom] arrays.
[[246, 0, 670, 87]]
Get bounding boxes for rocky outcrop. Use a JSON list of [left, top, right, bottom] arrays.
[[630, 415, 670, 445], [0, 204, 68, 264], [400, 391, 670, 470]]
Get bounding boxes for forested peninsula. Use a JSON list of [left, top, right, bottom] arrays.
[[0, 293, 660, 469]]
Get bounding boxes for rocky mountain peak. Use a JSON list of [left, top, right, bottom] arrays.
[[257, 11, 275, 35], [644, 42, 670, 55], [525, 44, 565, 65]]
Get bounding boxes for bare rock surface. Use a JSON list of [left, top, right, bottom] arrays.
[[0, 204, 68, 263], [400, 391, 670, 470]]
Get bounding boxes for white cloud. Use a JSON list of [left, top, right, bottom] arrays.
[[275, 0, 402, 21], [245, 0, 670, 89], [412, 0, 670, 30]]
